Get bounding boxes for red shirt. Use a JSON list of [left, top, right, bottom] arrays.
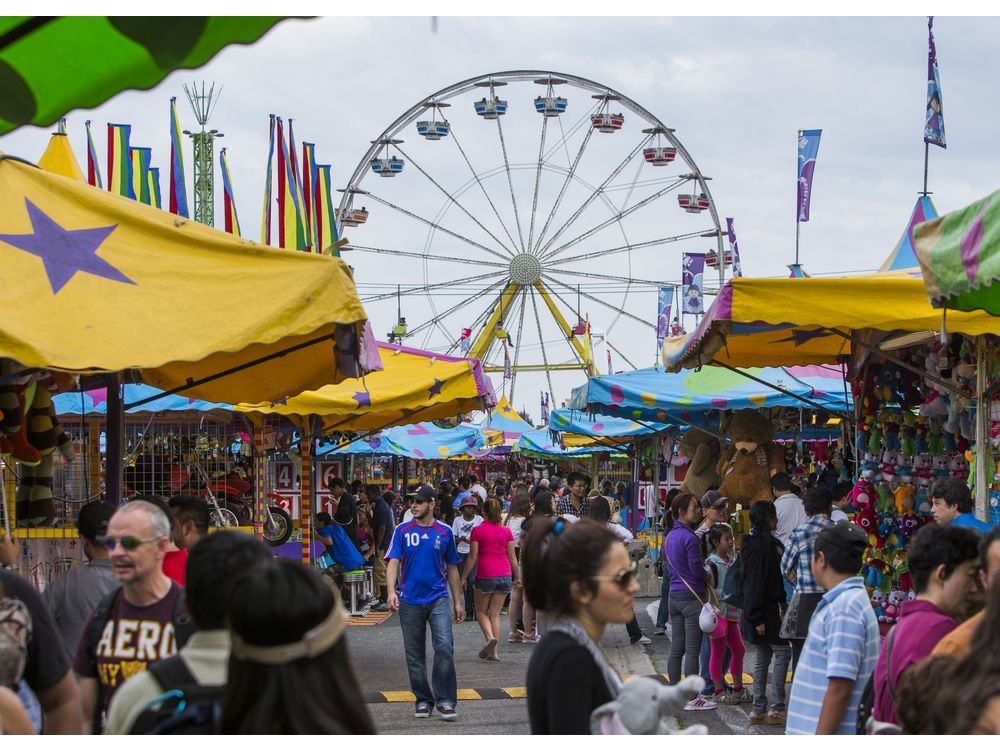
[[872, 599, 958, 725], [162, 547, 187, 585]]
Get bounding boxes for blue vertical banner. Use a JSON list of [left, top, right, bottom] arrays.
[[726, 218, 743, 278], [924, 17, 946, 149], [656, 286, 674, 349], [681, 254, 705, 315], [796, 129, 822, 223]]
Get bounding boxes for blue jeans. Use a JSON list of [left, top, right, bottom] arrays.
[[398, 597, 458, 708], [458, 552, 476, 613]]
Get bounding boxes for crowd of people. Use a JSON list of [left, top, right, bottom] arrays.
[[1, 464, 998, 735]]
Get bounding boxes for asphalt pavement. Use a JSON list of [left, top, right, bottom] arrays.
[[347, 596, 788, 735]]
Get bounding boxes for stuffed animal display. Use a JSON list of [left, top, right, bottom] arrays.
[[716, 411, 785, 505], [677, 428, 720, 498]]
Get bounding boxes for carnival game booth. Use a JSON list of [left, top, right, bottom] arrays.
[[660, 226, 1000, 605], [0, 140, 378, 585]]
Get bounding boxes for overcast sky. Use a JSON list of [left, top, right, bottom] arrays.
[[3, 16, 998, 422]]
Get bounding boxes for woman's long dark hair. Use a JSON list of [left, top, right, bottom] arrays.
[[588, 496, 612, 523], [897, 573, 1000, 734], [221, 559, 375, 734]]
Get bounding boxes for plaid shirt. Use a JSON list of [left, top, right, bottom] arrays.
[[556, 494, 591, 518], [781, 514, 833, 595]]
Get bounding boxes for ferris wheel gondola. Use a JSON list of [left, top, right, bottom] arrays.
[[337, 70, 725, 405]]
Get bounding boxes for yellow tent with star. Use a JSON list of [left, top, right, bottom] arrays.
[[0, 148, 378, 403]]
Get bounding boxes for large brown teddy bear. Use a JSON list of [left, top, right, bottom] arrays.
[[716, 411, 785, 505], [678, 428, 720, 498]]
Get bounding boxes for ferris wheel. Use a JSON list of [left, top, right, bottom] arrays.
[[337, 70, 726, 405]]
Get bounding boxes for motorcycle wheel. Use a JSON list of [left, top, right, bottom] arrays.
[[263, 505, 293, 546], [223, 499, 252, 527], [210, 507, 241, 529]]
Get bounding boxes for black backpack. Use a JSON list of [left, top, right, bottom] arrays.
[[720, 553, 744, 609], [856, 626, 899, 735], [129, 656, 224, 734]]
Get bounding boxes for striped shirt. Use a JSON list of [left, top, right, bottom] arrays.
[[780, 514, 833, 595], [786, 577, 880, 735]]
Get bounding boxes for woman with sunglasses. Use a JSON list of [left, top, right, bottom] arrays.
[[523, 517, 639, 734]]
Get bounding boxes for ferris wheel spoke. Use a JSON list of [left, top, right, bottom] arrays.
[[542, 273, 655, 330], [605, 338, 638, 371], [363, 192, 513, 264], [360, 270, 505, 303], [345, 244, 507, 269], [546, 230, 712, 268], [528, 287, 557, 407], [535, 135, 651, 258], [540, 178, 686, 263], [450, 127, 521, 256], [532, 127, 594, 256], [542, 98, 602, 164], [494, 117, 527, 253], [409, 278, 509, 344], [395, 144, 516, 257], [506, 288, 529, 401], [525, 115, 549, 257], [552, 268, 674, 286], [443, 287, 505, 357]]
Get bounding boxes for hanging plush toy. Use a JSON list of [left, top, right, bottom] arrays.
[[677, 429, 721, 499], [881, 590, 906, 624], [0, 360, 42, 464], [715, 411, 785, 505], [851, 478, 875, 511]]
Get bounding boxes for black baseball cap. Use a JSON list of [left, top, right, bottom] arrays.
[[77, 502, 114, 542], [407, 484, 436, 504], [700, 490, 728, 510]]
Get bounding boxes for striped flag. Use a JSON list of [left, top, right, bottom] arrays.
[[129, 146, 152, 204], [220, 147, 241, 236], [286, 120, 310, 251], [260, 114, 275, 245], [106, 123, 135, 199], [275, 117, 309, 251], [148, 166, 162, 209], [85, 120, 103, 189], [169, 97, 189, 217], [302, 141, 317, 249], [313, 164, 340, 255]]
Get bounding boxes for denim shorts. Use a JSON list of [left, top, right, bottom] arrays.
[[475, 576, 512, 594]]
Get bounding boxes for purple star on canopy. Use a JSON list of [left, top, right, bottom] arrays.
[[428, 378, 444, 397], [353, 391, 372, 407], [0, 199, 133, 294]]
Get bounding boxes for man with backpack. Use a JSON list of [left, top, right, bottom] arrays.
[[105, 531, 272, 734], [74, 501, 191, 733]]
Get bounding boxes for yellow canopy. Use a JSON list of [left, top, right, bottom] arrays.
[[37, 133, 86, 183], [663, 270, 998, 370], [0, 154, 376, 403], [237, 342, 496, 432]]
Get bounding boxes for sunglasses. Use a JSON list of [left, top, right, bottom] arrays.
[[99, 535, 163, 551], [408, 498, 431, 506], [589, 560, 638, 589]]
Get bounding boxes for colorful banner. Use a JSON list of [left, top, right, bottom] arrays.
[[275, 117, 309, 251], [540, 391, 550, 425], [796, 129, 822, 223], [260, 114, 275, 246], [129, 146, 152, 205], [169, 96, 189, 217], [287, 120, 310, 251], [726, 218, 743, 277], [302, 141, 317, 249], [924, 17, 947, 149], [656, 286, 673, 345], [147, 166, 161, 209], [85, 120, 103, 189], [106, 123, 134, 199], [681, 253, 705, 315], [314, 164, 339, 256], [220, 148, 241, 236]]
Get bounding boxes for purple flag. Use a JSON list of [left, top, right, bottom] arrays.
[[797, 129, 822, 223], [726, 218, 743, 278], [924, 17, 946, 148], [656, 286, 673, 347], [681, 254, 705, 315]]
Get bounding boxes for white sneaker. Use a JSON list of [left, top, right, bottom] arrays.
[[684, 695, 718, 711], [631, 635, 652, 645]]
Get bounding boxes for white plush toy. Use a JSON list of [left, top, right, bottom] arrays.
[[590, 675, 708, 735]]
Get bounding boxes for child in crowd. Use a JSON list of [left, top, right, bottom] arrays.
[[705, 524, 749, 704], [356, 507, 374, 565]]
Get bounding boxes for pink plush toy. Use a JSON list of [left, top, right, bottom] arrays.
[[881, 590, 905, 624], [912, 453, 933, 488], [851, 479, 875, 511], [950, 453, 970, 482]]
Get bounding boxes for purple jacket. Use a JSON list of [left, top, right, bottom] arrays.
[[663, 523, 706, 595]]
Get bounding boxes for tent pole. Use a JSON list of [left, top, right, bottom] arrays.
[[975, 337, 987, 521], [105, 373, 124, 507]]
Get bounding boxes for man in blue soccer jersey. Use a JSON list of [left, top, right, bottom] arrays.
[[385, 483, 464, 721]]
